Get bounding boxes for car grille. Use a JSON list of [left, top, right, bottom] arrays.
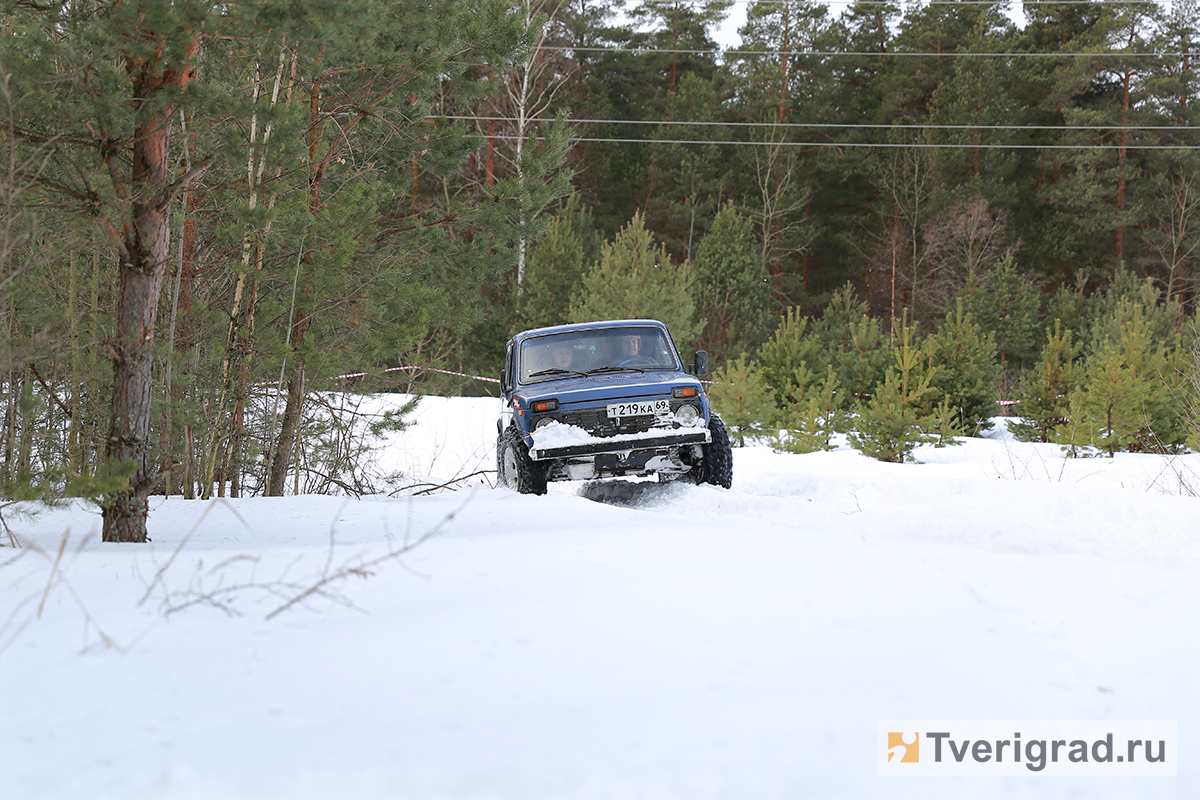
[[560, 409, 668, 437]]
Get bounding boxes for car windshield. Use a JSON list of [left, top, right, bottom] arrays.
[[519, 326, 680, 384]]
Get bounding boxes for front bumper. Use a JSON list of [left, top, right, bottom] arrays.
[[528, 428, 711, 461]]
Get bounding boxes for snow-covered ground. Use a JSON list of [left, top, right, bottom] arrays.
[[2, 394, 1197, 800]]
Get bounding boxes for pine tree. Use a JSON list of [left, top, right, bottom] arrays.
[[848, 314, 937, 463], [825, 0, 898, 128], [772, 367, 847, 454], [1182, 332, 1200, 451], [1010, 321, 1085, 443], [3, 0, 558, 519], [628, 0, 731, 101], [923, 300, 1001, 436], [1004, 6, 1089, 285], [723, 0, 832, 306], [706, 355, 776, 446], [517, 196, 601, 331], [1159, 331, 1195, 451], [1144, 1, 1200, 304], [568, 212, 703, 347], [643, 73, 729, 260], [757, 286, 891, 418], [484, 1, 578, 293], [1056, 317, 1181, 455], [757, 307, 822, 407], [6, 0, 214, 541], [929, 396, 965, 447], [959, 254, 1042, 369], [879, 0, 989, 125], [1041, 276, 1099, 350], [919, 7, 1021, 207], [1035, 2, 1166, 275], [692, 202, 770, 364], [1087, 273, 1188, 357], [569, 0, 726, 237], [849, 370, 936, 464], [810, 284, 890, 400]]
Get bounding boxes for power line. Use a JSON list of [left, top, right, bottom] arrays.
[[485, 133, 1200, 149], [443, 114, 1200, 132], [678, 0, 1167, 4], [644, 0, 1172, 8], [545, 45, 1200, 57]]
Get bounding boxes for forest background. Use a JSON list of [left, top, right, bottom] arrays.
[[4, 0, 1200, 542]]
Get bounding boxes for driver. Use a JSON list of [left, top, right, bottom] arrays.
[[618, 334, 641, 359]]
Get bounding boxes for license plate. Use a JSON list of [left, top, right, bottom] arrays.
[[606, 399, 670, 418]]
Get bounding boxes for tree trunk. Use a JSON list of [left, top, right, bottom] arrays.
[[226, 264, 262, 498], [1114, 65, 1131, 265], [88, 250, 102, 476], [267, 357, 306, 496], [103, 214, 169, 541], [102, 21, 203, 543], [1, 370, 16, 487], [265, 56, 321, 497], [68, 247, 82, 475], [176, 207, 198, 499]]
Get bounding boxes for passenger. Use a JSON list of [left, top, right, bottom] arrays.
[[552, 344, 574, 369]]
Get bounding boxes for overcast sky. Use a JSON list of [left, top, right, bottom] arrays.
[[708, 0, 1035, 51]]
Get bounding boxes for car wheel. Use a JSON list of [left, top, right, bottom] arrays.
[[498, 426, 548, 495], [698, 413, 733, 489]]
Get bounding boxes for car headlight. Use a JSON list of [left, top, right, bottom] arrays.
[[673, 403, 699, 426], [533, 416, 559, 431]]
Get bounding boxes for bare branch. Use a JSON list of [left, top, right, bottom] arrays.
[[264, 494, 471, 621], [152, 155, 214, 212]]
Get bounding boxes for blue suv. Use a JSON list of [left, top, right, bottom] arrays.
[[496, 319, 733, 494]]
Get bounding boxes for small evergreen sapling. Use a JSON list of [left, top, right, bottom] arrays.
[[1183, 333, 1200, 452], [1087, 272, 1186, 356], [772, 367, 847, 454], [848, 315, 937, 463], [758, 308, 822, 408], [848, 370, 936, 463], [1010, 320, 1084, 443], [959, 254, 1041, 368], [756, 286, 889, 423], [1055, 318, 1181, 456], [923, 300, 1001, 436], [810, 284, 889, 400], [707, 355, 775, 446]]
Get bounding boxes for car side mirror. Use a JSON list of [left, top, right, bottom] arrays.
[[500, 367, 509, 392], [691, 350, 709, 377]]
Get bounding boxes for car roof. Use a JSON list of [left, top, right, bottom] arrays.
[[512, 319, 669, 345]]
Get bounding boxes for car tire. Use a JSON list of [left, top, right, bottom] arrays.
[[498, 426, 548, 495], [698, 413, 733, 489]]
